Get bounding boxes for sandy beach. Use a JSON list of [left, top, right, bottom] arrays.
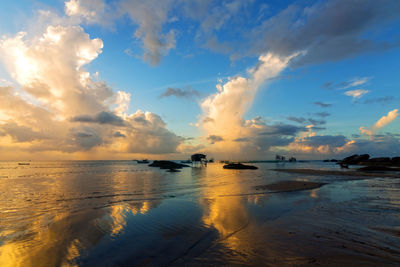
[[273, 168, 400, 178]]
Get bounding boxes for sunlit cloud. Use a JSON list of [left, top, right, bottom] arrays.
[[0, 12, 182, 159], [199, 52, 304, 158], [338, 76, 373, 90], [345, 89, 370, 99], [359, 109, 399, 138], [373, 109, 398, 129], [65, 0, 110, 25]]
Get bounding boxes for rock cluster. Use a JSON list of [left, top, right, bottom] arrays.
[[148, 160, 189, 170], [223, 163, 258, 170], [338, 154, 400, 169]]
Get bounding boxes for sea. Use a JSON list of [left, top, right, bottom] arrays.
[[0, 161, 399, 266]]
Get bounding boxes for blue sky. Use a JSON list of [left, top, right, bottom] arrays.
[[0, 0, 399, 160]]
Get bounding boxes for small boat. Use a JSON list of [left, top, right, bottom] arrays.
[[288, 157, 297, 162], [137, 159, 149, 164], [18, 162, 30, 165]]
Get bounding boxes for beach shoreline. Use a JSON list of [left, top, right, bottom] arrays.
[[273, 168, 400, 178]]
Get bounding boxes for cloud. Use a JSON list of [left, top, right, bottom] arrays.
[[246, 0, 400, 66], [324, 77, 372, 90], [207, 135, 224, 144], [159, 86, 201, 99], [0, 14, 182, 158], [363, 96, 395, 105], [339, 77, 372, 89], [345, 89, 370, 99], [288, 132, 400, 158], [287, 116, 306, 124], [313, 101, 331, 108], [308, 118, 326, 126], [359, 126, 373, 136], [120, 0, 176, 65], [70, 0, 400, 68], [373, 109, 398, 129], [70, 111, 125, 126], [359, 109, 398, 137], [63, 0, 400, 68], [0, 122, 49, 142], [65, 0, 110, 25], [123, 111, 183, 154], [302, 135, 347, 147], [314, 112, 330, 117], [258, 124, 305, 136], [198, 52, 300, 158], [70, 127, 103, 150], [288, 134, 350, 156], [113, 131, 126, 138], [202, 117, 215, 124], [233, 137, 250, 142], [287, 116, 326, 126]]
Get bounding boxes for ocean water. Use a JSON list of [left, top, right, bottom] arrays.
[[0, 161, 400, 266]]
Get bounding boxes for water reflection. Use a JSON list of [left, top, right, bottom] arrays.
[[200, 170, 249, 250], [0, 161, 164, 266]]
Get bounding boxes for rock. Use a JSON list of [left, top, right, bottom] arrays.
[[340, 154, 370, 165], [368, 157, 391, 163], [167, 169, 180, 172], [223, 163, 258, 170], [392, 157, 400, 165], [148, 160, 189, 169], [323, 159, 338, 162]]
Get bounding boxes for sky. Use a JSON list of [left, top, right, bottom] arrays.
[[0, 0, 399, 160]]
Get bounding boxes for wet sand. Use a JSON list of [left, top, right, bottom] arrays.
[[1, 161, 400, 266], [273, 168, 400, 178]]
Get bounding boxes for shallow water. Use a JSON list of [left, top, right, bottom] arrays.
[[0, 161, 400, 266]]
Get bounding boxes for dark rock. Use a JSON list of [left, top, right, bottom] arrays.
[[368, 157, 391, 163], [392, 157, 400, 163], [392, 157, 400, 166], [167, 169, 180, 172], [149, 160, 189, 169], [340, 154, 370, 165], [324, 159, 338, 162], [223, 163, 258, 170]]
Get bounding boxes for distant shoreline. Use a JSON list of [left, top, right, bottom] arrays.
[[273, 168, 400, 178]]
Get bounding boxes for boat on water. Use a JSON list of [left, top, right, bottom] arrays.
[[18, 162, 30, 165], [137, 159, 149, 164]]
